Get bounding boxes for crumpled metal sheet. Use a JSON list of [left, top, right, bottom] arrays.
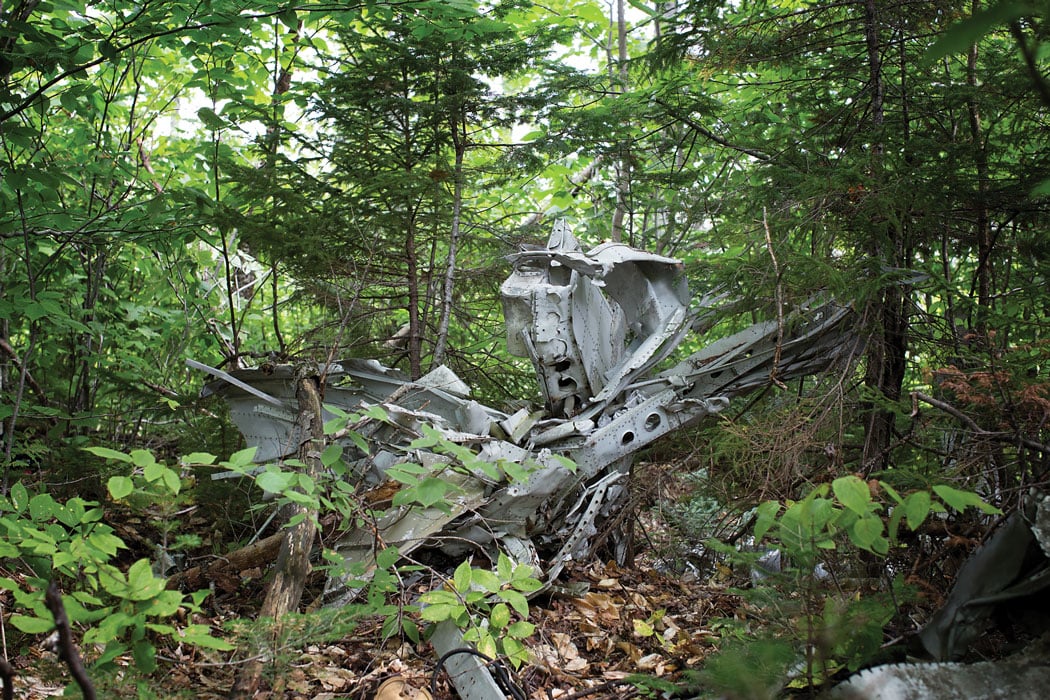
[[918, 494, 1050, 661]]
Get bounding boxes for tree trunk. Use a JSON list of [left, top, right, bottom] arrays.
[[860, 0, 908, 473], [967, 0, 993, 335], [610, 0, 630, 243], [229, 374, 324, 698], [431, 121, 465, 369]]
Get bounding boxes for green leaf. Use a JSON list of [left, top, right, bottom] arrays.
[[375, 546, 400, 570], [415, 477, 451, 507], [178, 624, 235, 650], [500, 589, 529, 617], [502, 636, 529, 668], [162, 468, 181, 495], [143, 590, 184, 617], [84, 446, 133, 463], [879, 481, 904, 505], [490, 602, 511, 630], [1030, 178, 1050, 197], [197, 107, 226, 130], [10, 614, 54, 634], [126, 559, 165, 601], [10, 482, 29, 512], [107, 476, 134, 500], [472, 568, 501, 594], [143, 460, 165, 482], [506, 620, 535, 639], [903, 491, 932, 530], [181, 452, 217, 466], [833, 475, 872, 516], [933, 485, 1001, 514], [257, 468, 295, 493], [223, 447, 258, 469], [28, 493, 58, 521], [131, 449, 158, 469], [849, 514, 885, 552], [754, 500, 780, 541], [133, 639, 157, 672], [453, 559, 472, 592], [420, 603, 457, 621], [497, 552, 513, 580], [321, 444, 343, 467]]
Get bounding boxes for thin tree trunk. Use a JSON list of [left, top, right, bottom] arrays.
[[432, 122, 465, 369], [229, 374, 324, 698], [611, 0, 630, 243], [967, 0, 992, 335]]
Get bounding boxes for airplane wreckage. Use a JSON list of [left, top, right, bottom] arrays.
[[192, 222, 1050, 697], [196, 222, 856, 597]]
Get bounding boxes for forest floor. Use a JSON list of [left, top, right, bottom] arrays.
[[10, 560, 740, 700], [2, 463, 818, 698]]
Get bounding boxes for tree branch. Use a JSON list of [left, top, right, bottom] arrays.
[[654, 98, 771, 161], [911, 391, 1050, 456], [44, 581, 96, 700]]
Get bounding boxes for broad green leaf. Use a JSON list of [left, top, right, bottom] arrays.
[[903, 491, 932, 531], [223, 448, 258, 469], [754, 500, 781, 542], [126, 559, 165, 601], [178, 625, 235, 650], [833, 476, 872, 516], [849, 514, 885, 552], [10, 482, 29, 512], [143, 590, 184, 617], [256, 469, 295, 493], [321, 444, 343, 467], [133, 639, 157, 672], [131, 450, 158, 469], [10, 614, 54, 634], [197, 107, 226, 130], [453, 559, 472, 592], [490, 602, 510, 630], [497, 552, 513, 580], [472, 568, 501, 594], [933, 485, 1001, 514], [107, 476, 134, 500], [143, 460, 165, 482], [420, 603, 457, 621], [506, 620, 535, 639], [162, 468, 181, 495], [375, 546, 400, 570], [28, 493, 57, 522], [84, 446, 133, 463], [500, 589, 529, 617]]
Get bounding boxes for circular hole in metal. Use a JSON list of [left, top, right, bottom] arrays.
[[644, 413, 661, 431], [621, 431, 635, 445]]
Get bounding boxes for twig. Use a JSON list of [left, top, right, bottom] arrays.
[[763, 209, 788, 390], [44, 581, 96, 700], [0, 337, 48, 405]]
